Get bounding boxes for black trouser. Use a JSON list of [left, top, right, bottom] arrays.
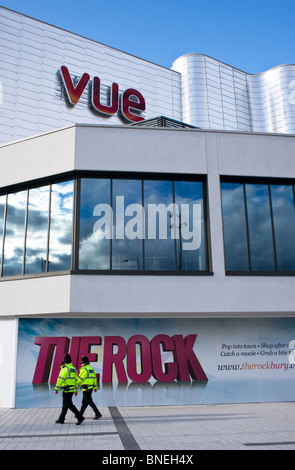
[[59, 392, 83, 422], [80, 389, 101, 417]]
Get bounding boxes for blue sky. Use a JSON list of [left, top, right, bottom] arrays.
[[1, 0, 294, 73]]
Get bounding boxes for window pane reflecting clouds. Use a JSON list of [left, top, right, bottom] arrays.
[[3, 190, 27, 276], [175, 181, 207, 271], [221, 183, 249, 271], [144, 180, 175, 270], [221, 181, 295, 273], [112, 179, 143, 270], [79, 177, 208, 272], [245, 184, 275, 271], [25, 186, 50, 274], [79, 179, 110, 270], [48, 181, 73, 272], [271, 185, 295, 270]]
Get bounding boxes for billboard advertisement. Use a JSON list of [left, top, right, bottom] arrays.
[[16, 317, 295, 408]]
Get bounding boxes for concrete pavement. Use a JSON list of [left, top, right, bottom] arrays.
[[0, 402, 294, 451]]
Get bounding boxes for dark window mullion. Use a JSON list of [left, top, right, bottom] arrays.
[[142, 179, 145, 271], [172, 180, 178, 271], [72, 178, 80, 272], [203, 181, 210, 272], [110, 179, 113, 271]]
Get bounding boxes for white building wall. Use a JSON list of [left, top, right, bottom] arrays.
[[0, 125, 294, 320], [0, 125, 294, 407], [0, 7, 182, 145]]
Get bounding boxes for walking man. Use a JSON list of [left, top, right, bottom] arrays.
[[55, 354, 85, 425], [78, 356, 102, 420]]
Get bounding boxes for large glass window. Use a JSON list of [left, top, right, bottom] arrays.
[[0, 175, 209, 278], [174, 181, 207, 271], [78, 176, 208, 273], [0, 179, 74, 278], [221, 180, 295, 273]]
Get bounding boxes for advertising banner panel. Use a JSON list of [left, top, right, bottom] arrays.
[[16, 317, 295, 408]]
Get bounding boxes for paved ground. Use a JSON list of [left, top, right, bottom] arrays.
[[0, 402, 294, 451]]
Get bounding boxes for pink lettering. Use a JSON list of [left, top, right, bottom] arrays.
[[173, 334, 208, 381], [127, 335, 152, 383], [33, 337, 70, 384], [32, 333, 208, 384], [102, 336, 128, 383], [151, 334, 178, 382]]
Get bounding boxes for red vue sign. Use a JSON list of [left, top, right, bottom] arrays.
[[60, 65, 146, 122]]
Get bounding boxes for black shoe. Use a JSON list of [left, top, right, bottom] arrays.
[[55, 419, 64, 424], [76, 417, 85, 425], [93, 413, 102, 420]]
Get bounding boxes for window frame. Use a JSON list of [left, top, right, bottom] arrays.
[[74, 171, 212, 276], [220, 176, 295, 276], [0, 171, 212, 280]]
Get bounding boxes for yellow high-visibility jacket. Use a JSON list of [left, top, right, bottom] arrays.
[[77, 364, 98, 391], [55, 363, 78, 393]]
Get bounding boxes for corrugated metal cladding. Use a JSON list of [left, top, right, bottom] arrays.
[[172, 54, 295, 134], [0, 7, 295, 145]]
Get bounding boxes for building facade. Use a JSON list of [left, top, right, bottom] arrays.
[[0, 7, 294, 408]]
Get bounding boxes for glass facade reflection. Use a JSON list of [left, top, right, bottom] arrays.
[[0, 180, 74, 277], [271, 185, 295, 271], [48, 181, 74, 272], [144, 180, 175, 270], [221, 180, 295, 273], [1, 174, 294, 278], [2, 190, 27, 276], [0, 195, 5, 271], [78, 176, 208, 272], [174, 181, 207, 271], [220, 183, 249, 271]]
